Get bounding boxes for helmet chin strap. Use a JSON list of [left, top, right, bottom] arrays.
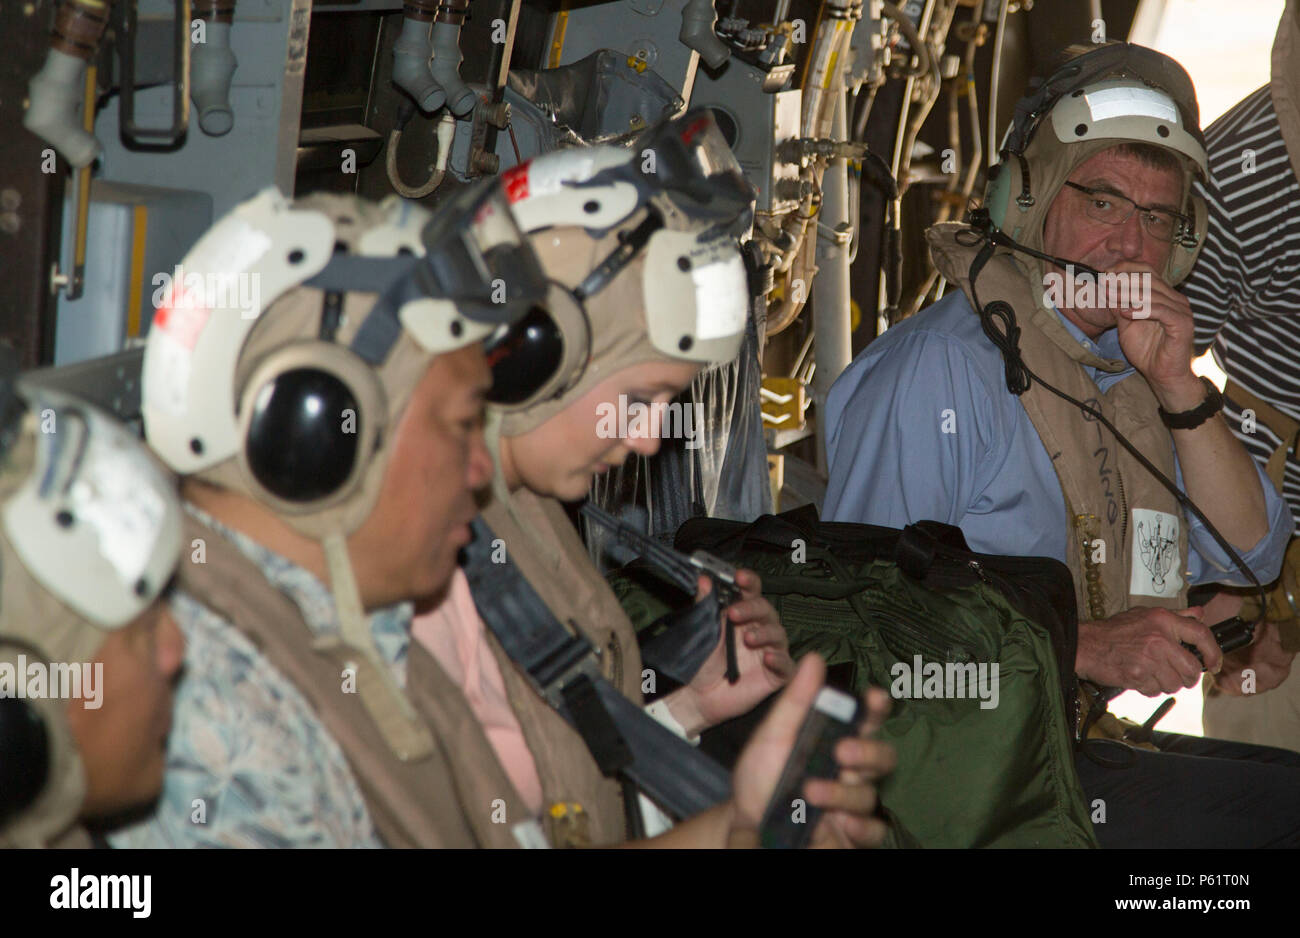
[[320, 531, 434, 761]]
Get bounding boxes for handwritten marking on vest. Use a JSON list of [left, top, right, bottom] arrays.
[[888, 656, 1000, 709], [791, 538, 806, 563], [1091, 799, 1106, 824], [1083, 399, 1123, 528], [49, 869, 152, 919], [1242, 668, 1257, 694], [491, 799, 507, 824], [1241, 409, 1256, 435], [790, 798, 806, 824], [940, 409, 956, 434], [1093, 446, 1120, 526]]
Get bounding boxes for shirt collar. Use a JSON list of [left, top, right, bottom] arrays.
[[183, 502, 413, 661], [1049, 303, 1133, 376]]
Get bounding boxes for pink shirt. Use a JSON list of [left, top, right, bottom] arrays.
[[411, 569, 545, 816]]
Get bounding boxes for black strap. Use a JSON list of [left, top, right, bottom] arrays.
[[561, 676, 632, 776], [895, 522, 970, 580], [462, 518, 732, 820], [303, 253, 421, 365], [638, 594, 722, 686]]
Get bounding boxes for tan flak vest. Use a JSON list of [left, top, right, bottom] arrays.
[[182, 505, 634, 848], [928, 224, 1190, 624], [474, 487, 645, 845]]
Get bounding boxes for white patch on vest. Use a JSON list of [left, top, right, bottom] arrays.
[[1129, 508, 1182, 598]]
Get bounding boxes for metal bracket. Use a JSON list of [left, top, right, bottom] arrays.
[[115, 0, 191, 148]]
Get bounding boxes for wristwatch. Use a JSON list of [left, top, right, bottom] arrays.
[[1158, 376, 1224, 430]]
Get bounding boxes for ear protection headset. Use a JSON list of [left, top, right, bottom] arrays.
[[0, 687, 50, 829], [144, 184, 546, 521], [236, 318, 391, 514], [486, 109, 756, 412], [982, 41, 1210, 285]]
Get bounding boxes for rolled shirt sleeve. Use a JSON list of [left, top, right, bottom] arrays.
[[1182, 452, 1295, 587]]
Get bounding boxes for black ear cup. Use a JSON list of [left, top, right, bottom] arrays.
[[0, 696, 49, 827], [245, 368, 362, 502], [484, 307, 565, 406]]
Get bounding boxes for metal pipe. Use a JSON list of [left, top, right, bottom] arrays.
[[431, 0, 477, 117], [22, 0, 112, 167], [679, 0, 730, 70], [987, 0, 1009, 168], [191, 0, 238, 136], [392, 3, 447, 112], [813, 90, 852, 473]]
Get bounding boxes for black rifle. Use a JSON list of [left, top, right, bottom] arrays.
[[581, 503, 743, 683]]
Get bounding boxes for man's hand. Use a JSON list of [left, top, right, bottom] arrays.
[[1108, 261, 1203, 410], [728, 654, 896, 848], [663, 568, 795, 735], [1213, 620, 1295, 695], [1076, 604, 1221, 695]]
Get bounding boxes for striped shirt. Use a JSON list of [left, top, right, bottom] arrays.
[[1184, 83, 1300, 521]]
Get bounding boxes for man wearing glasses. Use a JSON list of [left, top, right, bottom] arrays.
[[823, 43, 1298, 847]]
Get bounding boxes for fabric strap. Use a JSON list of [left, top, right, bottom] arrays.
[[462, 517, 732, 819]]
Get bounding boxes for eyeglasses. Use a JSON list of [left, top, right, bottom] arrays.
[[1062, 181, 1189, 244]]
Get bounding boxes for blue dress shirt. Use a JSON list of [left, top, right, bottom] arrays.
[[823, 291, 1293, 587]]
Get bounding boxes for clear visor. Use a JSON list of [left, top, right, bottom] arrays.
[[420, 182, 550, 324], [618, 111, 756, 229]]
